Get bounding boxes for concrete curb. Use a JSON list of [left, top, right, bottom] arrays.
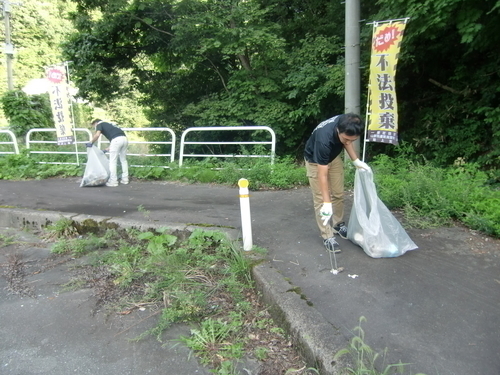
[[252, 263, 351, 375], [0, 207, 349, 375], [0, 207, 240, 240]]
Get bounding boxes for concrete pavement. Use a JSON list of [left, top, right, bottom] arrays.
[[1, 177, 499, 375]]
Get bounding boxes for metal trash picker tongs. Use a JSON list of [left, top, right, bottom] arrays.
[[323, 215, 344, 275]]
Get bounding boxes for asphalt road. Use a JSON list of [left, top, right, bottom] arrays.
[[1, 177, 500, 375]]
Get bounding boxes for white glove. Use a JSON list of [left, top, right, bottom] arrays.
[[352, 158, 371, 172], [320, 202, 333, 226]]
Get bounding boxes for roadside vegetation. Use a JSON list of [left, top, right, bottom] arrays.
[[1, 146, 498, 238], [42, 218, 319, 375], [40, 217, 430, 375], [334, 317, 427, 375]]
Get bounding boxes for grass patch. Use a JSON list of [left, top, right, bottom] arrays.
[[0, 233, 16, 248], [371, 154, 500, 236], [42, 219, 317, 374], [334, 317, 427, 375]]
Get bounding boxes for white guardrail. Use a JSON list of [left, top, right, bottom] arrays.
[[179, 126, 276, 167], [23, 126, 276, 167], [0, 129, 19, 155], [25, 127, 176, 167], [98, 127, 176, 167], [26, 128, 92, 165]]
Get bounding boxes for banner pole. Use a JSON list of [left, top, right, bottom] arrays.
[[65, 62, 79, 166], [362, 21, 377, 162], [363, 89, 370, 162]]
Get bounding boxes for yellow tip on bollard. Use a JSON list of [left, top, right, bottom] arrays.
[[238, 178, 249, 188]]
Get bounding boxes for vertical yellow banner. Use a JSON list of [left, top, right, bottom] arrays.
[[367, 20, 408, 145], [46, 65, 74, 145]]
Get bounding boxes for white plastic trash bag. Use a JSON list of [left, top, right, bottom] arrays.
[[347, 169, 418, 258], [80, 146, 110, 187]]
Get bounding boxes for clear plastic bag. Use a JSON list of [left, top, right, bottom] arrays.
[[80, 146, 110, 187], [347, 169, 418, 258]]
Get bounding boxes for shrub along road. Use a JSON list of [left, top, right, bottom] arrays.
[[1, 177, 499, 375]]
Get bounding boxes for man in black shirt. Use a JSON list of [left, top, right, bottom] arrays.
[[304, 113, 371, 252], [88, 119, 129, 187]]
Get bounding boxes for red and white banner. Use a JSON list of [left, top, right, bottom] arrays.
[[46, 65, 74, 145]]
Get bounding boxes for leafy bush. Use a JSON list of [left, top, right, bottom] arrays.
[[372, 154, 500, 236], [0, 151, 38, 180], [0, 90, 53, 137], [463, 193, 500, 237], [214, 156, 308, 189], [0, 151, 82, 180]]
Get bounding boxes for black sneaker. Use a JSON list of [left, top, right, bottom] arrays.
[[333, 222, 348, 239], [324, 237, 341, 253]]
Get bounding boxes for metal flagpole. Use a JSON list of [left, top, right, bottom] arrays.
[[64, 62, 80, 166], [362, 21, 378, 162], [362, 91, 370, 162]]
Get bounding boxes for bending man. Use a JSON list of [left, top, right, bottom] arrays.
[[304, 113, 370, 253], [88, 119, 129, 187]]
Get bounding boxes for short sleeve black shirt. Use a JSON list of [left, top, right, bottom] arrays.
[[95, 121, 125, 141], [304, 115, 344, 165]]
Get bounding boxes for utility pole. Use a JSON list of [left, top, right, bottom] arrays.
[[3, 0, 16, 90], [344, 0, 361, 156]]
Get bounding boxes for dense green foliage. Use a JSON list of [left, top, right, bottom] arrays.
[[372, 154, 500, 237], [3, 0, 499, 172], [0, 0, 149, 129], [0, 91, 53, 136], [60, 0, 500, 171], [0, 0, 76, 94], [368, 0, 500, 173], [62, 0, 347, 155], [0, 150, 82, 179]]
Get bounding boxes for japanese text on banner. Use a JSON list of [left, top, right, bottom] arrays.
[[46, 66, 74, 145], [367, 20, 408, 145]]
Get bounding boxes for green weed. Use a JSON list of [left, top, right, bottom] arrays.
[[44, 218, 78, 240], [90, 228, 255, 345], [254, 346, 269, 360], [44, 224, 322, 373], [180, 317, 245, 366], [0, 150, 83, 180], [0, 234, 16, 247], [334, 317, 427, 375], [51, 234, 107, 255], [137, 204, 151, 220]]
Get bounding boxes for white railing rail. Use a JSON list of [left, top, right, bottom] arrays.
[[26, 128, 92, 165], [24, 126, 275, 168], [0, 129, 19, 155], [97, 127, 176, 166], [179, 126, 276, 167], [25, 127, 175, 167]]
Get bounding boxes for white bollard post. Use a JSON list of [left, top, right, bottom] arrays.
[[238, 178, 253, 251]]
